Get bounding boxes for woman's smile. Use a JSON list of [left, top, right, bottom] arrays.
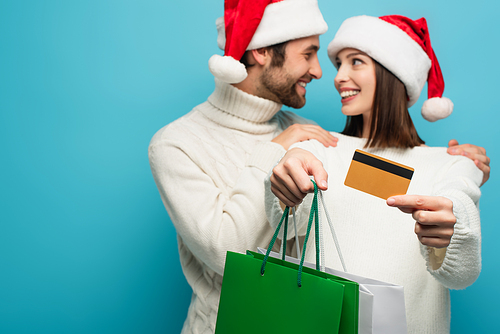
[[340, 89, 360, 103]]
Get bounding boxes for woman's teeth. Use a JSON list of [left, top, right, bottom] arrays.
[[340, 90, 359, 99]]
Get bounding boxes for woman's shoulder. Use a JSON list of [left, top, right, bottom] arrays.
[[409, 146, 468, 163], [361, 145, 478, 172], [402, 146, 482, 184], [373, 145, 472, 167]]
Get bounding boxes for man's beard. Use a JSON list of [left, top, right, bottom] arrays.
[[259, 66, 306, 109]]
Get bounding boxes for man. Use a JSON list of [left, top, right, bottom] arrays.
[[148, 1, 490, 333]]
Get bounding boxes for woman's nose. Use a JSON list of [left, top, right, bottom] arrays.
[[334, 66, 349, 86]]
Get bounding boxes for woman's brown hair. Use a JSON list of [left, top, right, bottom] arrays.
[[341, 59, 425, 148]]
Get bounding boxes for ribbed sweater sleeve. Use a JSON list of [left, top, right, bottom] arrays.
[[149, 132, 285, 276], [424, 156, 482, 289]]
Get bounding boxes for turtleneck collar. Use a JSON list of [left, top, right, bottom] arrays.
[[202, 79, 284, 133]]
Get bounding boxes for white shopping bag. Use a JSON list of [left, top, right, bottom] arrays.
[[260, 190, 407, 334]]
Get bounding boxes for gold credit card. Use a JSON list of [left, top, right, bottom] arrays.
[[344, 149, 414, 200]]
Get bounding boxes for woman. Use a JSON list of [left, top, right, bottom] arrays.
[[265, 15, 482, 333]]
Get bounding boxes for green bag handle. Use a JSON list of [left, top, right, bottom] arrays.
[[261, 180, 320, 287]]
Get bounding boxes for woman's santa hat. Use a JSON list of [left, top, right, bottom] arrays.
[[209, 0, 328, 84], [327, 15, 453, 122]]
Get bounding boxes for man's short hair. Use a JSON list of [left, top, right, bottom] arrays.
[[240, 41, 288, 69]]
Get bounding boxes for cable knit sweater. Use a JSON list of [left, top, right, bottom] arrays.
[[265, 133, 482, 334], [148, 79, 311, 334]]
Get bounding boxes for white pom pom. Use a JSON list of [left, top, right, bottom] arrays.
[[208, 55, 247, 84], [421, 97, 454, 122]]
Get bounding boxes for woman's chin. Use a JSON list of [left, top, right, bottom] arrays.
[[341, 104, 370, 118], [341, 107, 360, 117]]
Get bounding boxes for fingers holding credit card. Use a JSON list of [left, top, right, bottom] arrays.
[[387, 195, 457, 248]]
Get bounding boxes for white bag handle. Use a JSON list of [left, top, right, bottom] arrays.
[[318, 190, 347, 272]]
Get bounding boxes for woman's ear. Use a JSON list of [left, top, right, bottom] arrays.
[[251, 47, 270, 66]]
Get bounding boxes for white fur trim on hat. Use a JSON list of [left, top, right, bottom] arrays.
[[216, 0, 328, 51], [327, 15, 431, 108], [208, 55, 247, 84], [421, 97, 453, 122]]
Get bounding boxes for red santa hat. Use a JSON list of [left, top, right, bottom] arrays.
[[327, 15, 453, 122], [209, 0, 328, 84]]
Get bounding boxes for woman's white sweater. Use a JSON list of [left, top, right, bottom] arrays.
[[265, 133, 482, 334], [148, 79, 310, 333]]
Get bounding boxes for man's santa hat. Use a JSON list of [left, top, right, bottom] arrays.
[[327, 15, 453, 122], [209, 0, 328, 84]]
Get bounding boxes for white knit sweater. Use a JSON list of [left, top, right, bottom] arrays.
[[265, 133, 482, 334], [148, 79, 311, 334]]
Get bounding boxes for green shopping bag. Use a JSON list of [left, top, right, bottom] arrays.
[[215, 181, 359, 334]]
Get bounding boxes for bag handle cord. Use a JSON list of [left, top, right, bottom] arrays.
[[261, 180, 321, 287]]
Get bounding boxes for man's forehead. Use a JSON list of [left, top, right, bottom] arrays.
[[287, 35, 320, 51]]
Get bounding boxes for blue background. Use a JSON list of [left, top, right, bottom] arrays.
[[1, 0, 498, 333]]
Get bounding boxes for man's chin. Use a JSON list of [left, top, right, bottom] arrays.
[[283, 97, 306, 109]]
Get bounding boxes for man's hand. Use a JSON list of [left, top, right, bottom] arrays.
[[447, 139, 490, 186], [387, 195, 456, 248], [272, 124, 338, 150], [270, 148, 328, 207]]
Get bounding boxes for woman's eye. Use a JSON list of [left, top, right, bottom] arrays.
[[353, 59, 362, 65]]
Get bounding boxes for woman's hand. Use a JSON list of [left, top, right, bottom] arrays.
[[387, 195, 456, 248], [447, 139, 490, 186], [270, 148, 328, 207]]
